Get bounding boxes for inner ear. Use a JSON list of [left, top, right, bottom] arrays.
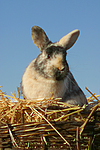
[[31, 26, 50, 51], [58, 29, 80, 50]]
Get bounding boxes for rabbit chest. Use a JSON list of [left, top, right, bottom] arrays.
[[21, 59, 68, 100]]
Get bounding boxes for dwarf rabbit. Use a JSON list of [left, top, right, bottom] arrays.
[[21, 26, 88, 106]]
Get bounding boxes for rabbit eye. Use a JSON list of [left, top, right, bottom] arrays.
[[47, 54, 50, 59]]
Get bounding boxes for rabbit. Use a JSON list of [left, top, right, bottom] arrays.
[[21, 26, 88, 106]]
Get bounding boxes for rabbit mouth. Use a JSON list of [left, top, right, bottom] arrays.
[[54, 67, 69, 81]]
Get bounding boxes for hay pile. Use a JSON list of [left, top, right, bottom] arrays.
[[0, 86, 100, 150]]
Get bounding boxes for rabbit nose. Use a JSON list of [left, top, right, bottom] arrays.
[[61, 67, 65, 71], [58, 66, 65, 71]]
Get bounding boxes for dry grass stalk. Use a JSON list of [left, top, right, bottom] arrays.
[[0, 86, 100, 149]]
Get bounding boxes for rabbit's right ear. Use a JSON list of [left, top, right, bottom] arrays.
[[31, 26, 50, 51]]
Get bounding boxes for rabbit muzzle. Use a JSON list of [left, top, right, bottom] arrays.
[[48, 53, 68, 80], [52, 57, 65, 71]]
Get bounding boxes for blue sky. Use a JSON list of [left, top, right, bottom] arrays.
[[0, 1, 100, 98]]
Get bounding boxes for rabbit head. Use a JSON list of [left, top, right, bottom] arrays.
[[31, 26, 80, 81]]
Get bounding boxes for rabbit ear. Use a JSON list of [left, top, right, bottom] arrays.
[[58, 29, 80, 50], [31, 26, 50, 51]]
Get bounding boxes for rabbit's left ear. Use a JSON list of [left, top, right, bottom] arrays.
[[58, 29, 80, 50], [31, 26, 50, 51]]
